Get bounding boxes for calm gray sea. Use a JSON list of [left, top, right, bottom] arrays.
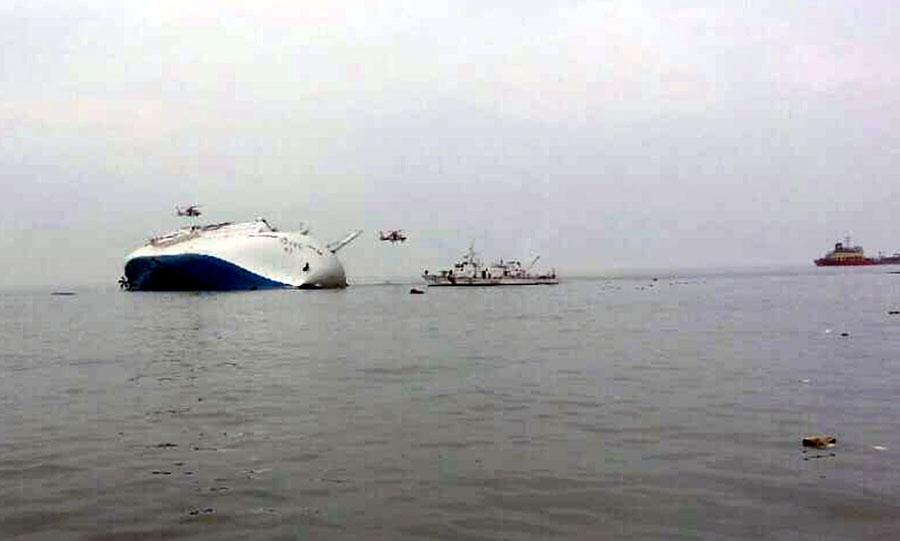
[[2, 267, 900, 540]]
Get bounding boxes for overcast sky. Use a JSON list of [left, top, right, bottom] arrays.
[[1, 0, 898, 285]]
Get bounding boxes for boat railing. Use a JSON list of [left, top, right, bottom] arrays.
[[149, 221, 266, 247], [149, 229, 200, 247]]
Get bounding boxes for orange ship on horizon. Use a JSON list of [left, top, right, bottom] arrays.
[[814, 237, 900, 267]]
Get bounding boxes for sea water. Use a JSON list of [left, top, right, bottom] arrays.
[[1, 267, 899, 539]]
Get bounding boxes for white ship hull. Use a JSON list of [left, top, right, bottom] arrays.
[[123, 220, 356, 291]]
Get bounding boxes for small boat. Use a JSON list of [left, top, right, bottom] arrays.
[[422, 246, 558, 287]]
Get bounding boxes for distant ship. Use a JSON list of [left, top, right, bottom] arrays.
[[122, 218, 361, 291], [814, 237, 900, 267], [422, 246, 558, 286]]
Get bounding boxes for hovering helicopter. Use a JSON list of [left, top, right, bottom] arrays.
[[378, 229, 407, 243], [176, 204, 202, 217]]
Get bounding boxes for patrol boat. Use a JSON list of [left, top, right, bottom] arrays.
[[121, 217, 361, 291], [422, 246, 558, 287]]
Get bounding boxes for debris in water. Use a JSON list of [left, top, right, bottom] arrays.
[[824, 329, 832, 334], [802, 435, 837, 449], [888, 311, 900, 315], [154, 442, 178, 448], [187, 507, 215, 516], [840, 332, 849, 337], [873, 445, 888, 451], [410, 288, 425, 294], [242, 468, 271, 479], [51, 291, 76, 296], [799, 379, 810, 384], [250, 507, 279, 515], [151, 470, 172, 475]]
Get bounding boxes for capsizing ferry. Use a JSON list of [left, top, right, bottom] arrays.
[[121, 217, 361, 291]]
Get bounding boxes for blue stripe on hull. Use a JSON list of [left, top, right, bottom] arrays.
[[124, 254, 289, 291]]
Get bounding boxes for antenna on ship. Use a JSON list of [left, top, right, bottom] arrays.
[[467, 241, 479, 266]]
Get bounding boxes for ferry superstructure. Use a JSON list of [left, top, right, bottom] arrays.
[[422, 246, 558, 287], [122, 218, 361, 291]]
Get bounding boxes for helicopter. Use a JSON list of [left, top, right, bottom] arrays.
[[378, 229, 407, 243], [176, 204, 202, 217]]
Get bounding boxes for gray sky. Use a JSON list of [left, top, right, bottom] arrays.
[[2, 0, 899, 285]]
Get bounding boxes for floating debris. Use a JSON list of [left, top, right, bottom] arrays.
[[840, 332, 850, 337], [802, 436, 837, 449], [409, 288, 425, 295], [249, 507, 280, 516], [51, 291, 77, 296], [151, 470, 173, 475], [242, 468, 271, 479], [187, 507, 215, 516], [873, 445, 888, 451], [824, 329, 832, 334], [154, 442, 178, 448], [799, 378, 810, 384], [888, 311, 900, 315]]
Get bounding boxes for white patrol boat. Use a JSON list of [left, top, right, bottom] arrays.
[[422, 246, 558, 287], [121, 217, 361, 291]]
